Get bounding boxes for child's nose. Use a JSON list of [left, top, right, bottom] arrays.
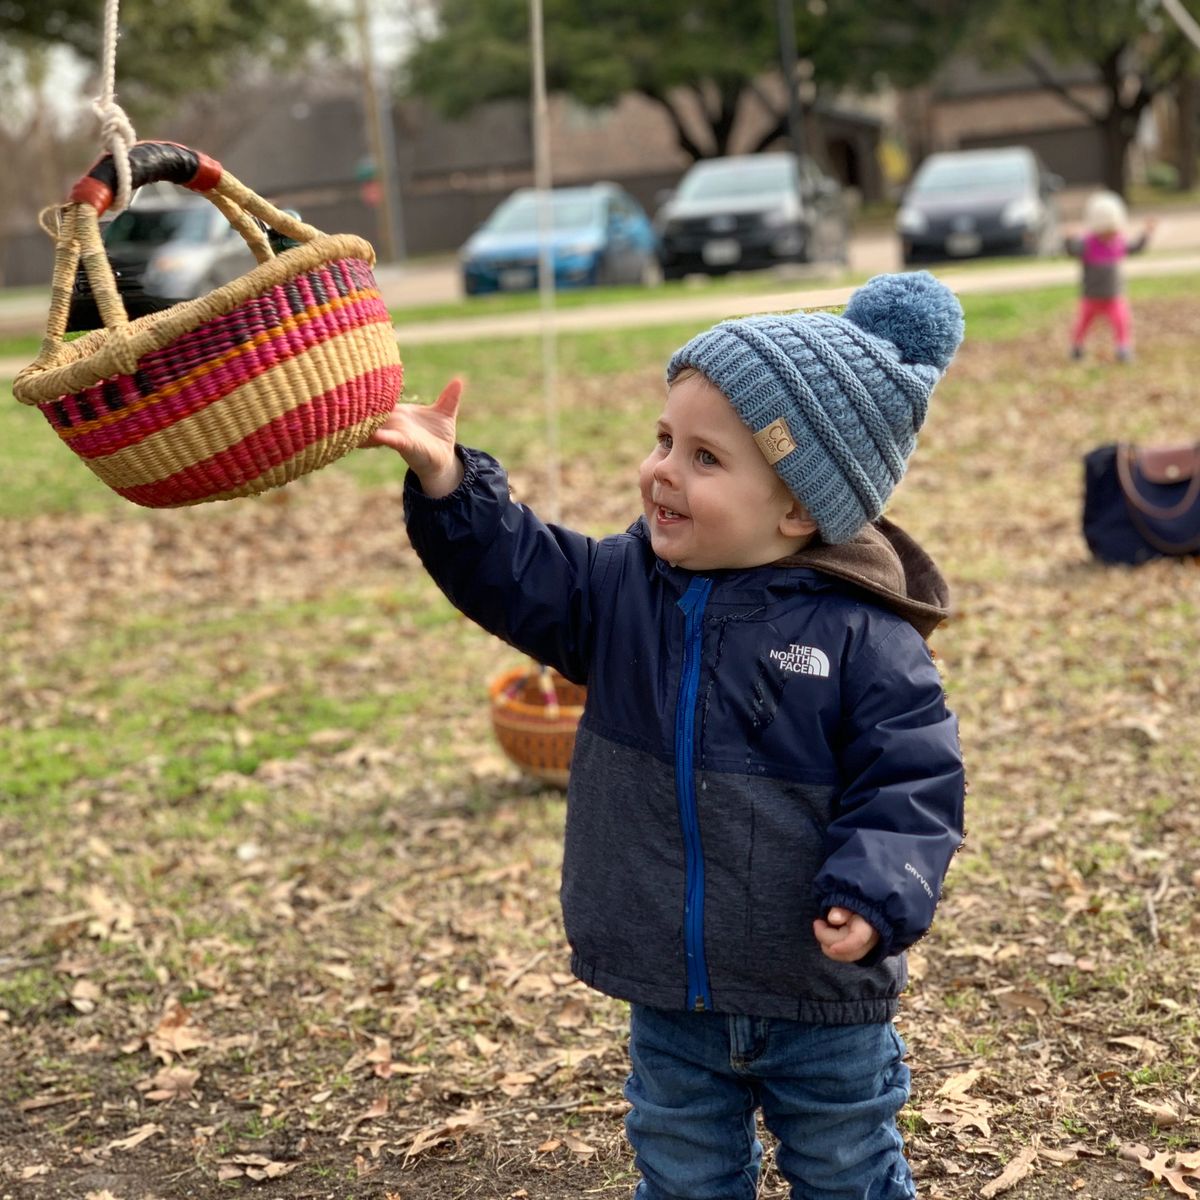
[[653, 451, 678, 484]]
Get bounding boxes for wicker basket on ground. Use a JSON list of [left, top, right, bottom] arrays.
[[488, 665, 586, 788]]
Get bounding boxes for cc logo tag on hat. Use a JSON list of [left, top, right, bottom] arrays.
[[754, 418, 796, 465]]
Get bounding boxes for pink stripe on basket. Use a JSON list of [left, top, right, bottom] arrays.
[[112, 364, 402, 507], [61, 294, 392, 459], [46, 266, 381, 435]]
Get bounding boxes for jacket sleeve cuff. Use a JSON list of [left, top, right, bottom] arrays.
[[817, 890, 898, 966], [402, 445, 479, 507]]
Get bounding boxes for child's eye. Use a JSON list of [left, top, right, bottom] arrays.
[[656, 433, 672, 451], [697, 449, 719, 467]]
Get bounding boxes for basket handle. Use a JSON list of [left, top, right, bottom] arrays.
[[32, 141, 324, 370], [535, 663, 561, 719], [70, 141, 225, 216]]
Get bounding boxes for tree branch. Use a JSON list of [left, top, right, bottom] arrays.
[[711, 78, 742, 156], [1022, 51, 1104, 123], [1142, 29, 1192, 94], [747, 77, 784, 122], [749, 115, 789, 154], [746, 78, 788, 153], [638, 87, 708, 161]]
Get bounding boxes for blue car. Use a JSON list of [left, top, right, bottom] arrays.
[[460, 183, 659, 295]]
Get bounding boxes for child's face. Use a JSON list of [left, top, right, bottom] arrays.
[[638, 372, 817, 571]]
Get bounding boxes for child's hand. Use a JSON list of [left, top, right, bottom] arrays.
[[813, 907, 881, 963], [364, 378, 465, 498]]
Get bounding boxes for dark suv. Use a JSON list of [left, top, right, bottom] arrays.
[[656, 152, 848, 279], [896, 146, 1063, 265]]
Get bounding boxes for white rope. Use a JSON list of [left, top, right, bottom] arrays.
[[92, 0, 138, 214], [1160, 0, 1200, 52], [530, 0, 561, 526]]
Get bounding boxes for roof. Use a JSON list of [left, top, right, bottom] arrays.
[[932, 52, 1099, 99]]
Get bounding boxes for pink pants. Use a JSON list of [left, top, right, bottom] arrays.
[[1071, 296, 1132, 350]]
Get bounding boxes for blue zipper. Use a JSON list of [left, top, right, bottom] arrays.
[[675, 576, 713, 1011]]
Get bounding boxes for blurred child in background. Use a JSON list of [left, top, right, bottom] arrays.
[[1066, 190, 1156, 363]]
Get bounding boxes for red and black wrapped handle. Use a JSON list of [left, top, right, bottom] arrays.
[[69, 141, 223, 216]]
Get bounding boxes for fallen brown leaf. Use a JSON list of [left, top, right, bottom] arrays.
[[140, 1064, 200, 1102], [1108, 1035, 1165, 1060], [1136, 1149, 1200, 1199], [107, 1122, 162, 1151], [1133, 1098, 1182, 1127], [561, 1132, 597, 1159], [148, 1000, 209, 1062], [980, 1144, 1037, 1197], [17, 1091, 91, 1112]]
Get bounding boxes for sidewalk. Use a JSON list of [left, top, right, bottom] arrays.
[[385, 251, 1200, 346]]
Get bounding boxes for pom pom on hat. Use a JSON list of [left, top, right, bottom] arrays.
[[843, 270, 964, 371], [666, 271, 964, 543]]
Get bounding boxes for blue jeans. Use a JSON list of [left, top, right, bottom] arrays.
[[624, 1005, 915, 1200]]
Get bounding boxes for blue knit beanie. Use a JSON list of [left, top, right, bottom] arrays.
[[665, 272, 964, 544]]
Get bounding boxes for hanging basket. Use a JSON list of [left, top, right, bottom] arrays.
[[488, 665, 586, 788], [13, 141, 402, 507]]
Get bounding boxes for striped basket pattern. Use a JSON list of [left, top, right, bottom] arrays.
[[14, 142, 402, 508], [489, 666, 586, 788], [37, 258, 399, 506]]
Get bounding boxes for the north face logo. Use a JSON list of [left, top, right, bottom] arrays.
[[769, 644, 830, 677]]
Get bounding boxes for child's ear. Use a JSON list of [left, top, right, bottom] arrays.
[[780, 501, 819, 540]]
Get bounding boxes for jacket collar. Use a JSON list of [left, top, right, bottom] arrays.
[[776, 517, 951, 638], [631, 516, 951, 638]]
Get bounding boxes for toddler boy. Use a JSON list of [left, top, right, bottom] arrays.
[[368, 270, 966, 1199]]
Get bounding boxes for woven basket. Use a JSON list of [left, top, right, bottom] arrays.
[[14, 141, 402, 507], [488, 665, 586, 788]]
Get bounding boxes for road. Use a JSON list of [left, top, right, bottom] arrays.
[[3, 205, 1199, 374]]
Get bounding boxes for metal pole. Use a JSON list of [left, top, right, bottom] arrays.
[[377, 72, 408, 262], [530, 0, 560, 524], [1160, 0, 1200, 53], [775, 0, 806, 159], [354, 0, 405, 262]]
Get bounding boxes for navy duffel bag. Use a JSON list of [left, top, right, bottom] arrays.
[[1082, 442, 1200, 565]]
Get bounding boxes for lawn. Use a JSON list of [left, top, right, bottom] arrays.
[[1, 276, 1198, 1199]]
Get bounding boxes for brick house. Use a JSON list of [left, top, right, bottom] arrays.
[[896, 55, 1113, 187], [209, 76, 885, 259]]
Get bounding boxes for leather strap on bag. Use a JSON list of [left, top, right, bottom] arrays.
[[1116, 442, 1200, 554]]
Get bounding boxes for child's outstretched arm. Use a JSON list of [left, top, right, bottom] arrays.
[[1129, 216, 1157, 254], [365, 378, 465, 498], [371, 379, 607, 685]]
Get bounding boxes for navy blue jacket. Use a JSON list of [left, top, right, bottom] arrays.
[[405, 449, 965, 1023]]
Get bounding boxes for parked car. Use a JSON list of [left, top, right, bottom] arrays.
[[459, 183, 659, 295], [655, 152, 848, 279], [896, 146, 1063, 265], [68, 184, 302, 329], [100, 183, 260, 302]]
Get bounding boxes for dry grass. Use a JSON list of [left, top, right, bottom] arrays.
[[1, 292, 1198, 1199]]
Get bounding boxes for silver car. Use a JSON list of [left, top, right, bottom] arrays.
[[101, 183, 259, 304]]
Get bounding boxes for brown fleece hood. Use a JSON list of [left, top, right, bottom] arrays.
[[778, 517, 951, 639]]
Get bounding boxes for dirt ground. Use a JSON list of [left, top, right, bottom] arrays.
[[2, 300, 1199, 1199]]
